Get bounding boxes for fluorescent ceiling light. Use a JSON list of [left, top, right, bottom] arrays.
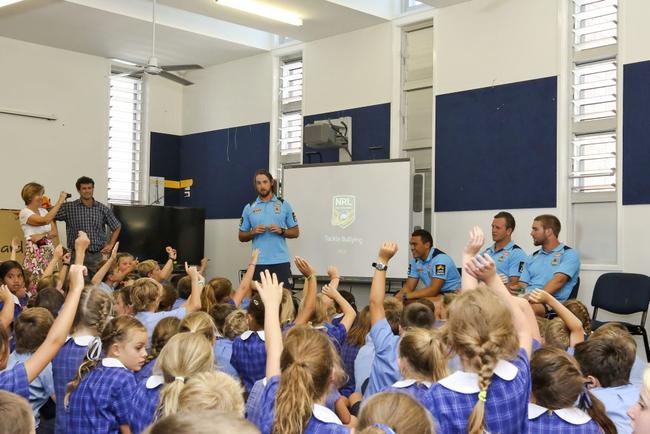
[[0, 0, 26, 7], [216, 0, 303, 26], [111, 58, 139, 66]]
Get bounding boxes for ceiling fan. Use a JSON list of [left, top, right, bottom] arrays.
[[112, 0, 203, 86]]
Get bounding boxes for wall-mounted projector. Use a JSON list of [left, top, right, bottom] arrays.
[[303, 121, 349, 150]]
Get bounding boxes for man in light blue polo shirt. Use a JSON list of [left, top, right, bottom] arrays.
[[239, 169, 299, 288], [395, 229, 461, 302], [513, 214, 580, 316], [482, 211, 528, 286]]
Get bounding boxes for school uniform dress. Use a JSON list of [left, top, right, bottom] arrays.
[[332, 313, 344, 326], [251, 375, 350, 434], [246, 378, 267, 422], [527, 403, 602, 433], [64, 358, 137, 434], [134, 358, 156, 383], [231, 330, 267, 393], [0, 362, 29, 399], [365, 319, 400, 398], [427, 347, 531, 434], [339, 341, 361, 397], [52, 335, 93, 434], [383, 379, 434, 409], [214, 337, 239, 380], [313, 323, 347, 353], [130, 375, 163, 434], [4, 352, 55, 429]]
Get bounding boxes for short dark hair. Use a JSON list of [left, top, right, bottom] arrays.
[[400, 302, 436, 329], [338, 290, 357, 314], [31, 288, 65, 318], [247, 294, 265, 328], [75, 176, 95, 191], [574, 337, 635, 387], [534, 214, 561, 237], [494, 211, 516, 231], [210, 303, 237, 335], [411, 229, 433, 248]]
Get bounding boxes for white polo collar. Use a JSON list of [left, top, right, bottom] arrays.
[[528, 403, 592, 425], [102, 358, 127, 369], [66, 335, 94, 346], [333, 313, 344, 319], [146, 375, 164, 389], [438, 359, 518, 393], [312, 404, 342, 425], [12, 294, 20, 306], [392, 379, 432, 388], [241, 330, 265, 341]]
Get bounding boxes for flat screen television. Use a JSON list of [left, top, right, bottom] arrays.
[[112, 205, 205, 265]]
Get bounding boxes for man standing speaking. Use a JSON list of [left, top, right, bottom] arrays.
[[239, 169, 299, 288]]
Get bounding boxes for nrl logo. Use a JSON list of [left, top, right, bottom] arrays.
[[331, 195, 356, 229]]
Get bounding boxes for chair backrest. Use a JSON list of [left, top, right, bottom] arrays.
[[568, 277, 580, 300], [591, 273, 650, 315]]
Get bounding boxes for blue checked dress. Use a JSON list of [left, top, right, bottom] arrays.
[[527, 403, 602, 433], [0, 362, 29, 399], [231, 331, 267, 393], [383, 379, 435, 410], [130, 375, 163, 434]]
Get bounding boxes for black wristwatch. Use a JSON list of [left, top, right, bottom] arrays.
[[372, 262, 388, 271], [281, 227, 286, 235]]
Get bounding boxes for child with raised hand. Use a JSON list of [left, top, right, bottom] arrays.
[[135, 317, 180, 382], [0, 262, 85, 400], [340, 306, 370, 397], [426, 230, 535, 434], [204, 249, 260, 311], [91, 242, 121, 294], [528, 346, 616, 433], [355, 392, 436, 434], [133, 263, 203, 343], [250, 269, 350, 434], [321, 270, 357, 348], [528, 288, 585, 350], [130, 332, 215, 434], [64, 315, 148, 434], [286, 256, 319, 329]]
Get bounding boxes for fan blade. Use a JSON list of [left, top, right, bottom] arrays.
[[160, 71, 194, 86], [112, 71, 143, 79], [161, 64, 203, 72]]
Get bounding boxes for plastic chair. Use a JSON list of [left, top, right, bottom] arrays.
[[591, 272, 650, 362]]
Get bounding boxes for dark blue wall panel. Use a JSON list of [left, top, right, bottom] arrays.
[[623, 61, 650, 205], [303, 103, 390, 164], [434, 76, 557, 212], [149, 132, 181, 206], [177, 123, 270, 219]]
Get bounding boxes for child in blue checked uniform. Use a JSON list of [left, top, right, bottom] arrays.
[[134, 317, 180, 382], [130, 331, 215, 434], [0, 264, 85, 405], [426, 246, 535, 434], [231, 293, 268, 393], [528, 347, 616, 433], [64, 316, 148, 434], [248, 270, 350, 434]]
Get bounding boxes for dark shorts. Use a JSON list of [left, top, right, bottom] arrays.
[[254, 262, 294, 289]]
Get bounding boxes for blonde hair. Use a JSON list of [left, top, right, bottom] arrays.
[[0, 390, 34, 434], [137, 260, 159, 278], [143, 411, 259, 434], [66, 316, 146, 408], [21, 182, 44, 205], [563, 299, 592, 335], [302, 294, 328, 326], [147, 317, 181, 364], [156, 332, 215, 418], [36, 274, 58, 292], [399, 327, 448, 382], [202, 277, 233, 313], [73, 286, 114, 335], [178, 371, 245, 416], [346, 306, 370, 347], [131, 278, 162, 312], [224, 310, 249, 340], [544, 318, 569, 350], [273, 326, 337, 434], [179, 311, 217, 343], [280, 288, 296, 325], [357, 392, 435, 434], [446, 287, 519, 434]]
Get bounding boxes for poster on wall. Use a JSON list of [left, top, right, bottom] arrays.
[[0, 209, 60, 263]]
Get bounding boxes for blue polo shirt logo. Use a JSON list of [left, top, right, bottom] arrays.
[[435, 264, 446, 276]]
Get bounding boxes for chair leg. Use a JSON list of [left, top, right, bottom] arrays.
[[642, 327, 650, 363]]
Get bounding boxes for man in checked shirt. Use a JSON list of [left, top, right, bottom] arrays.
[[55, 176, 121, 274]]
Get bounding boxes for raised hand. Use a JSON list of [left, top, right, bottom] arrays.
[[321, 283, 340, 300], [528, 289, 551, 305], [53, 244, 64, 259], [254, 269, 284, 308], [184, 262, 198, 279], [75, 231, 90, 251], [294, 256, 316, 278], [464, 226, 485, 257], [166, 246, 177, 261], [110, 242, 120, 259], [464, 253, 497, 282], [200, 257, 210, 268], [0, 285, 12, 303], [57, 191, 68, 204], [327, 266, 340, 280], [250, 249, 260, 265], [10, 237, 19, 253], [68, 264, 87, 290], [378, 242, 398, 263]]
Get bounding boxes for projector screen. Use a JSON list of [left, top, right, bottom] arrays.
[[283, 159, 412, 279]]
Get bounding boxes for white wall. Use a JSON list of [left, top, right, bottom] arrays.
[[303, 23, 393, 115], [148, 75, 183, 136]]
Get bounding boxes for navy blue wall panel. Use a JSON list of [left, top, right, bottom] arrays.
[[623, 61, 650, 205], [303, 103, 390, 164], [434, 76, 557, 212], [149, 132, 181, 206], [177, 123, 270, 219]]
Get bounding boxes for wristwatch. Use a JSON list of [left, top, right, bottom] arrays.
[[281, 227, 286, 235], [372, 262, 388, 271]]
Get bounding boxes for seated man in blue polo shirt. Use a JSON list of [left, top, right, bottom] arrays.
[[395, 229, 461, 303], [511, 214, 580, 316], [482, 211, 528, 286]]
